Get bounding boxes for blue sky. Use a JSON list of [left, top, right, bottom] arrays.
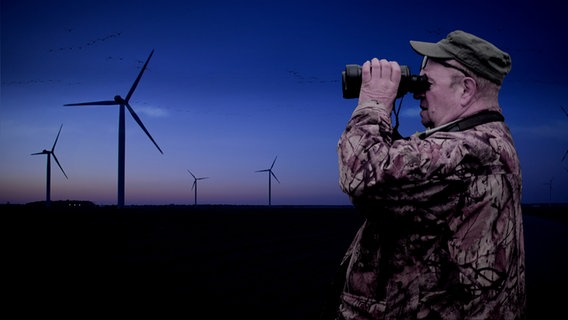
[[1, 0, 567, 206]]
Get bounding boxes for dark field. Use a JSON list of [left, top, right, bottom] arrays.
[[4, 204, 567, 319]]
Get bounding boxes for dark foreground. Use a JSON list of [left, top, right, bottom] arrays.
[[4, 204, 567, 319]]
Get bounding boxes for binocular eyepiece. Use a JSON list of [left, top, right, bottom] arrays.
[[341, 64, 430, 99]]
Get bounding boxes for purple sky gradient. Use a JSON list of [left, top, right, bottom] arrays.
[[1, 0, 567, 205]]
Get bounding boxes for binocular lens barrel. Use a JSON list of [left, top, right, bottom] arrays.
[[341, 64, 429, 99]]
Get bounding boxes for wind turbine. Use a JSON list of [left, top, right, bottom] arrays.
[[255, 156, 280, 206], [187, 169, 209, 206], [544, 178, 553, 206], [64, 50, 163, 208], [31, 124, 68, 207], [562, 106, 567, 163]]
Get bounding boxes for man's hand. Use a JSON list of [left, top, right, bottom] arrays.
[[358, 58, 401, 112]]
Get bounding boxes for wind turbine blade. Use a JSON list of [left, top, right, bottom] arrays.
[[64, 100, 117, 106], [187, 169, 196, 179], [125, 49, 154, 102], [270, 156, 278, 169], [192, 181, 196, 190], [198, 177, 209, 180], [52, 153, 69, 179], [256, 169, 269, 173], [31, 151, 47, 155], [271, 171, 280, 183], [125, 102, 163, 154], [51, 124, 63, 151]]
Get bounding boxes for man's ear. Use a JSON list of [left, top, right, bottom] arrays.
[[460, 77, 477, 107]]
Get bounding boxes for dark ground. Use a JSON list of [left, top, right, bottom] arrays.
[[3, 204, 567, 319]]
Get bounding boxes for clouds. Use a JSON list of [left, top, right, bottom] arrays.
[[135, 105, 169, 118]]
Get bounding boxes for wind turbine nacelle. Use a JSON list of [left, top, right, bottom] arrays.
[[114, 95, 126, 104]]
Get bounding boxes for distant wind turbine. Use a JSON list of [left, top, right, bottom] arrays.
[[187, 169, 209, 205], [31, 124, 68, 207], [544, 178, 553, 206], [562, 106, 567, 162], [64, 50, 163, 208], [255, 156, 280, 206]]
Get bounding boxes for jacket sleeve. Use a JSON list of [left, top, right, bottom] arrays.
[[337, 100, 486, 203], [337, 100, 394, 198]]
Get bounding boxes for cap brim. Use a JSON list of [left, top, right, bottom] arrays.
[[410, 40, 453, 58]]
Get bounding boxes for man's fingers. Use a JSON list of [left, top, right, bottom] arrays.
[[370, 58, 380, 77], [362, 60, 371, 82], [388, 61, 401, 81]]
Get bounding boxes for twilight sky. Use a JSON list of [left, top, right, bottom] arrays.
[[1, 0, 567, 206]]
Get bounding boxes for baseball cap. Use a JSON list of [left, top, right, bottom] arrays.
[[410, 30, 511, 85]]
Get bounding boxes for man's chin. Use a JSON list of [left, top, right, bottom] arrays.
[[420, 116, 433, 129]]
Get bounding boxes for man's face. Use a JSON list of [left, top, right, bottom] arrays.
[[413, 58, 468, 128]]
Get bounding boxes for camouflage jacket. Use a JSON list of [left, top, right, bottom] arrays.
[[335, 101, 526, 319]]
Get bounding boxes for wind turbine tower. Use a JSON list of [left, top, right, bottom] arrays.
[[187, 169, 209, 205], [255, 156, 280, 206], [544, 178, 553, 206], [562, 106, 567, 163], [31, 124, 68, 207], [64, 50, 163, 208]]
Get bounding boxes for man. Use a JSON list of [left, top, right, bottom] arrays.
[[332, 30, 526, 319]]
